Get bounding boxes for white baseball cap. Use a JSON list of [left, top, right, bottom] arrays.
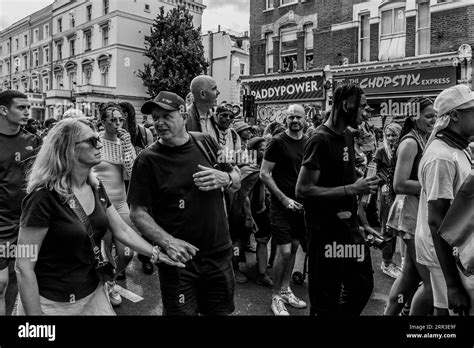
[[286, 104, 305, 117], [434, 85, 474, 116]]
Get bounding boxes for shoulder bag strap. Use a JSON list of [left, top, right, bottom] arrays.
[[69, 193, 104, 264]]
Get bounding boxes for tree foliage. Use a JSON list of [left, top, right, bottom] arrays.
[[138, 5, 208, 99]]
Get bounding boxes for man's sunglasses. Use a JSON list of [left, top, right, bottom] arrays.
[[75, 136, 101, 148]]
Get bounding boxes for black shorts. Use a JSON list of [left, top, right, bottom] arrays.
[[0, 228, 18, 271], [157, 248, 235, 316], [254, 209, 271, 241], [270, 202, 305, 245]]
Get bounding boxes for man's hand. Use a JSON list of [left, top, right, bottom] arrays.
[[163, 237, 199, 264], [281, 197, 303, 212], [193, 165, 230, 191], [117, 129, 131, 142], [352, 176, 380, 195], [448, 284, 471, 316], [157, 252, 186, 268]]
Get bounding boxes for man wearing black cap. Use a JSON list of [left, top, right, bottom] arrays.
[[128, 91, 241, 316], [214, 106, 241, 155]]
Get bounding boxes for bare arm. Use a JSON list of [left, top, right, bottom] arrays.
[[107, 204, 185, 267], [130, 205, 199, 264], [193, 165, 241, 193], [393, 139, 421, 195], [260, 159, 292, 207], [295, 166, 379, 201], [428, 199, 470, 315], [15, 226, 47, 315], [145, 127, 154, 147]]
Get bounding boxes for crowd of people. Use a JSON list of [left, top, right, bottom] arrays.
[[0, 77, 473, 316]]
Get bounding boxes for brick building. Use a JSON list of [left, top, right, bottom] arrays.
[[242, 0, 474, 126]]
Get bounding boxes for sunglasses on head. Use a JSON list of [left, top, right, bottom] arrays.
[[75, 136, 101, 148]]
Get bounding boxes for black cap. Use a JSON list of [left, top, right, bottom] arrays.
[[141, 91, 186, 115], [215, 106, 234, 117]]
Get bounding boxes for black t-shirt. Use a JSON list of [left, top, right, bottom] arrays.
[[264, 132, 307, 204], [0, 129, 41, 239], [302, 125, 358, 238], [20, 184, 111, 302], [127, 137, 231, 256]]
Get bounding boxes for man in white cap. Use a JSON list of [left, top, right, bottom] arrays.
[[416, 84, 474, 316], [260, 103, 308, 315]]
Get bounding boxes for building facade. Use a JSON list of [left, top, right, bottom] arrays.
[[0, 0, 205, 120], [243, 0, 474, 126], [202, 29, 250, 107]]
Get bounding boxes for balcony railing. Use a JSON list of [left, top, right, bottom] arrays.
[[46, 89, 73, 99]]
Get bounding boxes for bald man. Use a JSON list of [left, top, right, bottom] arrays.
[[186, 75, 220, 139]]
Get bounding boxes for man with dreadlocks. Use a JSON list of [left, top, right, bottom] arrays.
[[296, 83, 379, 316]]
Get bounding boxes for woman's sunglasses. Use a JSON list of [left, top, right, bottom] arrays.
[[75, 136, 101, 148]]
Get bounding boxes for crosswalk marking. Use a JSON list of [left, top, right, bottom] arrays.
[[114, 285, 144, 303]]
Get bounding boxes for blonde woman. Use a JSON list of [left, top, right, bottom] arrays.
[[15, 118, 183, 315]]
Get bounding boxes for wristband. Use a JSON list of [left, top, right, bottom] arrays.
[[225, 173, 233, 190]]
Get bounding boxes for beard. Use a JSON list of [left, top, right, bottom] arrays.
[[341, 107, 359, 128]]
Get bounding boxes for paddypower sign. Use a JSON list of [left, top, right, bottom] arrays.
[[248, 75, 325, 102], [334, 66, 456, 95]]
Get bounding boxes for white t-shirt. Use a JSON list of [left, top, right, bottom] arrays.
[[415, 139, 472, 267]]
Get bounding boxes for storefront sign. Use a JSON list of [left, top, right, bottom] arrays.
[[247, 75, 325, 102], [334, 66, 456, 95]]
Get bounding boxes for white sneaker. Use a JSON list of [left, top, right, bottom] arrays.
[[381, 262, 402, 279], [271, 295, 289, 316], [280, 288, 307, 309]]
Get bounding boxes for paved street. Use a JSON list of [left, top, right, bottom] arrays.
[[114, 239, 401, 316]]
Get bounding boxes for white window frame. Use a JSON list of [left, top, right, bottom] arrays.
[[416, 1, 430, 56], [280, 26, 298, 72], [34, 29, 39, 43], [280, 0, 297, 7], [87, 5, 92, 21], [69, 39, 75, 56], [100, 65, 109, 86], [379, 3, 406, 61], [44, 47, 50, 64], [44, 76, 50, 91], [57, 18, 63, 33], [102, 26, 109, 46], [15, 38, 19, 51], [359, 13, 370, 63], [85, 31, 92, 51], [83, 66, 92, 84], [23, 54, 28, 70], [266, 0, 274, 10], [56, 42, 63, 60], [304, 24, 314, 70], [265, 32, 274, 74], [103, 0, 109, 15], [33, 51, 39, 67], [44, 24, 50, 38], [24, 34, 28, 47]]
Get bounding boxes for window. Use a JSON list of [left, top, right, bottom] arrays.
[[87, 5, 92, 21], [58, 18, 62, 32], [101, 65, 109, 86], [33, 79, 39, 92], [379, 6, 406, 61], [55, 73, 63, 89], [70, 16, 75, 28], [304, 25, 314, 69], [23, 81, 28, 92], [266, 0, 274, 10], [68, 71, 76, 90], [23, 55, 28, 70], [359, 13, 370, 62], [24, 35, 28, 47], [83, 66, 92, 84], [417, 2, 430, 55], [145, 4, 150, 12], [34, 51, 39, 67], [15, 38, 19, 50], [34, 29, 39, 43], [102, 26, 109, 46], [85, 31, 92, 51], [70, 39, 75, 56], [6, 62, 10, 74], [280, 0, 297, 6], [265, 33, 274, 74], [280, 27, 297, 72], [103, 0, 109, 14], [44, 47, 50, 63], [57, 43, 63, 60], [44, 76, 50, 91], [0, 46, 2, 56], [6, 42, 10, 53], [240, 63, 245, 75], [44, 24, 50, 38]]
